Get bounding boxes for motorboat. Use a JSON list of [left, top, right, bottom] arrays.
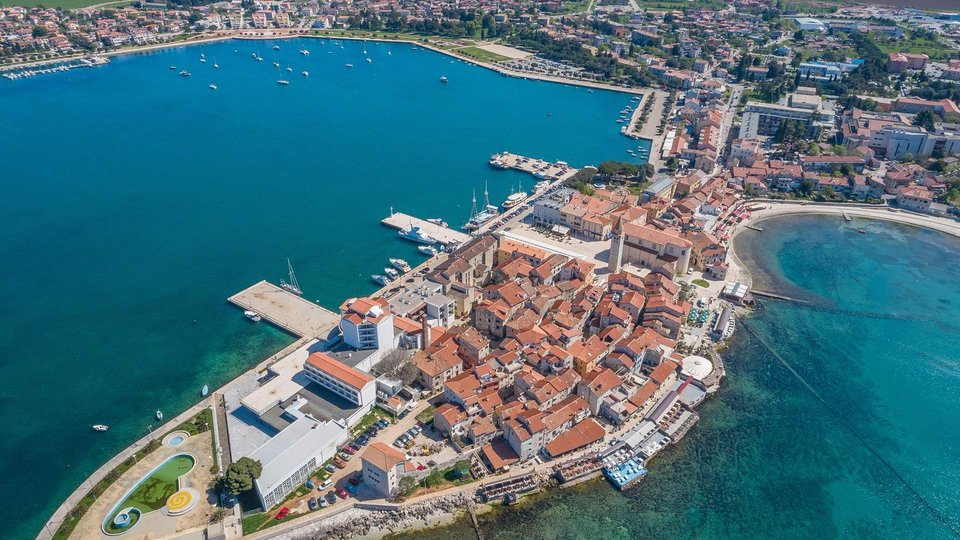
[[366, 58, 372, 63], [273, 45, 280, 51], [179, 70, 191, 77], [277, 80, 289, 85], [244, 310, 261, 322], [92, 424, 108, 432], [302, 71, 309, 77], [371, 274, 391, 286], [418, 245, 438, 256], [201, 384, 209, 397], [169, 65, 177, 70], [156, 409, 163, 421], [286, 66, 293, 72], [383, 267, 399, 279], [272, 61, 280, 68], [440, 76, 448, 83], [345, 63, 354, 68], [300, 49, 310, 56], [389, 258, 412, 272], [209, 83, 217, 90], [398, 225, 437, 244], [426, 218, 448, 227]]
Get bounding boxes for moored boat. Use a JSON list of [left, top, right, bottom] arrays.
[[398, 225, 437, 244], [384, 267, 399, 279], [278, 79, 289, 85], [244, 310, 261, 322], [300, 49, 310, 56], [418, 245, 438, 256], [155, 409, 163, 421], [440, 76, 448, 83], [426, 218, 448, 227], [201, 384, 209, 397], [179, 70, 191, 77], [371, 274, 391, 286], [209, 83, 217, 90], [389, 258, 412, 272], [92, 424, 108, 432], [280, 258, 303, 296]]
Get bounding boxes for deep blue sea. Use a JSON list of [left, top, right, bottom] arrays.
[[0, 37, 647, 539], [391, 215, 960, 540]]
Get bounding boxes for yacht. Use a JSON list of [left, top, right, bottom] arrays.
[[440, 76, 448, 83], [463, 183, 499, 230], [277, 80, 289, 85], [534, 181, 549, 192], [371, 274, 391, 286], [418, 245, 438, 256], [209, 83, 217, 90], [201, 384, 209, 397], [280, 258, 303, 296], [213, 59, 219, 69], [502, 183, 528, 209], [383, 267, 399, 279], [389, 258, 412, 272], [398, 225, 437, 244], [426, 218, 448, 227], [200, 57, 206, 64], [244, 310, 261, 322], [300, 49, 310, 56], [179, 70, 191, 77], [156, 409, 163, 421], [92, 424, 109, 432], [488, 153, 509, 169]]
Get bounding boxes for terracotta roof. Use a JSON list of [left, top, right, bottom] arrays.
[[306, 352, 373, 390], [362, 442, 407, 472], [544, 418, 606, 457]]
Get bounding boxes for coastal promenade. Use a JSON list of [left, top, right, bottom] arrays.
[[227, 281, 340, 338]]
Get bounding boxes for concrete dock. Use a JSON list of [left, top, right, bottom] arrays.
[[489, 152, 578, 182], [228, 280, 340, 338], [381, 211, 471, 246]]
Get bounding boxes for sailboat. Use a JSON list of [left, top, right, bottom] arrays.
[[213, 58, 219, 69], [200, 48, 206, 63], [155, 409, 163, 421], [201, 384, 209, 397], [463, 181, 498, 230], [281, 258, 303, 296]]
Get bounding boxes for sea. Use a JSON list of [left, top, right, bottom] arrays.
[[0, 37, 648, 539], [391, 214, 960, 540]]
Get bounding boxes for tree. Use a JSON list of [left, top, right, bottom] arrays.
[[913, 110, 936, 131], [225, 457, 263, 495], [793, 30, 804, 42]]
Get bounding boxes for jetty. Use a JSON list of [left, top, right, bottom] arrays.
[[1, 56, 108, 80], [745, 224, 764, 232], [227, 280, 340, 338], [489, 152, 579, 182], [842, 211, 852, 221], [381, 211, 471, 246], [750, 290, 811, 304]]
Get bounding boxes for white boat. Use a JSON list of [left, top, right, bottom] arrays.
[[179, 70, 191, 77], [389, 258, 412, 272], [440, 76, 448, 83], [251, 52, 257, 59], [200, 58, 206, 64], [426, 218, 448, 227], [366, 58, 372, 63], [418, 245, 438, 256], [371, 274, 391, 286], [209, 83, 217, 90], [273, 45, 280, 51], [169, 65, 177, 70], [302, 71, 309, 77], [213, 58, 219, 69], [388, 50, 392, 55], [272, 61, 280, 68], [280, 258, 303, 296], [463, 183, 499, 230], [502, 183, 528, 209], [345, 63, 354, 68], [300, 49, 310, 56], [398, 225, 437, 244], [92, 424, 109, 432], [383, 267, 399, 279], [244, 310, 261, 322], [201, 384, 209, 397], [278, 79, 290, 85], [155, 409, 163, 421], [286, 66, 293, 72]]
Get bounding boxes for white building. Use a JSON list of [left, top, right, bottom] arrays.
[[304, 352, 377, 407], [339, 297, 398, 363], [794, 17, 826, 32]]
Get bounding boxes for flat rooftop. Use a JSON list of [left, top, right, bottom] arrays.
[[260, 381, 362, 431], [228, 280, 341, 338]]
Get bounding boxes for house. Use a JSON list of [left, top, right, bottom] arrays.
[[361, 442, 411, 498]]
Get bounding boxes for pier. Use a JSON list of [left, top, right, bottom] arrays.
[[842, 211, 852, 221], [227, 280, 340, 338], [751, 290, 811, 305], [381, 211, 471, 246], [489, 152, 579, 182], [1, 56, 108, 80]]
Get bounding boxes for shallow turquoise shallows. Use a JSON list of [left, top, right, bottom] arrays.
[[0, 38, 647, 538], [389, 215, 960, 540]]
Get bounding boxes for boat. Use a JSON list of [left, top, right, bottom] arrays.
[[244, 310, 261, 322], [388, 50, 392, 55], [345, 63, 354, 68], [273, 45, 280, 51], [383, 267, 399, 278], [272, 61, 280, 68], [278, 79, 290, 85], [398, 225, 437, 244], [502, 183, 528, 209], [302, 71, 309, 77], [440, 76, 448, 83], [201, 384, 209, 397], [280, 258, 303, 296], [389, 258, 412, 272], [859, 229, 867, 234], [169, 65, 177, 70], [426, 218, 448, 227], [488, 153, 509, 169], [300, 49, 310, 56], [257, 56, 263, 62], [463, 182, 499, 230], [534, 181, 549, 191], [371, 274, 391, 286], [251, 52, 257, 59], [92, 424, 109, 432], [286, 66, 293, 72], [366, 58, 372, 63], [209, 83, 217, 90], [200, 57, 206, 64], [155, 409, 163, 421], [418, 245, 438, 256], [179, 70, 191, 77], [213, 58, 219, 69]]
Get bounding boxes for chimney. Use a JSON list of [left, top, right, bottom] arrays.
[[421, 317, 432, 350]]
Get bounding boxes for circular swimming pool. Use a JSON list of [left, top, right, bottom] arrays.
[[163, 431, 189, 447]]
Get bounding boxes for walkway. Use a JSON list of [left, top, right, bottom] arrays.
[[228, 281, 340, 338]]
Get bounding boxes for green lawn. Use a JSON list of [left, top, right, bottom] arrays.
[[456, 46, 510, 63], [875, 35, 954, 60], [555, 0, 591, 14], [692, 279, 710, 288]]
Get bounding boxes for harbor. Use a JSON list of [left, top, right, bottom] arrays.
[[488, 152, 578, 182], [227, 280, 340, 338], [1, 56, 109, 80], [381, 210, 471, 246]]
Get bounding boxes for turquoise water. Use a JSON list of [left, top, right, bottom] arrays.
[[0, 38, 644, 538], [392, 215, 960, 540]]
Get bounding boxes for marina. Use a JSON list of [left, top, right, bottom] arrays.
[[488, 152, 578, 182], [227, 280, 340, 338], [381, 211, 471, 246], [1, 56, 109, 80]]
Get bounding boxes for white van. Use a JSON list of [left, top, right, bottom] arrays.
[[319, 479, 333, 490]]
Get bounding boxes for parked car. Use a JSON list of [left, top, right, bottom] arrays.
[[342, 446, 356, 455], [427, 460, 437, 467], [319, 479, 333, 490], [376, 419, 389, 429], [355, 436, 369, 446], [320, 497, 329, 509], [325, 464, 337, 474], [345, 483, 356, 495], [338, 451, 352, 461], [332, 458, 346, 469], [308, 497, 319, 511], [336, 487, 349, 499], [326, 491, 338, 504], [305, 480, 315, 489], [275, 507, 290, 520], [417, 464, 426, 471], [348, 476, 361, 486]]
